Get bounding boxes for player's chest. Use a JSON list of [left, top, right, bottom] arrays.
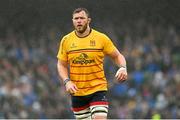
[[67, 38, 102, 51], [67, 38, 104, 60]]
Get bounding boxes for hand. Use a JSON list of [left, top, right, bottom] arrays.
[[65, 81, 78, 94], [115, 67, 128, 83]]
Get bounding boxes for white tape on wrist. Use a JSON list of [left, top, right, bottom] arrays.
[[115, 67, 127, 77]]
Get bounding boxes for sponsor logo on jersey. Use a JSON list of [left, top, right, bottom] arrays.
[[72, 53, 95, 65]]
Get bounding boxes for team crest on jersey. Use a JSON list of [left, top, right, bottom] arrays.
[[72, 53, 95, 65], [90, 40, 96, 46]]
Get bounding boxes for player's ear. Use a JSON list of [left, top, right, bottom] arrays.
[[88, 18, 91, 23]]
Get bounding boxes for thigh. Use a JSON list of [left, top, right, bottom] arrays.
[[90, 91, 109, 118], [71, 96, 91, 119]]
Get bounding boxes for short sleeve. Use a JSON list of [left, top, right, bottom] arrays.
[[102, 34, 117, 54], [57, 36, 68, 61]]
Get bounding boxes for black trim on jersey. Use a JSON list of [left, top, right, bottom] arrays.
[[68, 48, 103, 53], [75, 28, 92, 38]]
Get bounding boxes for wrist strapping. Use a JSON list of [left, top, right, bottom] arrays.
[[63, 78, 70, 86], [115, 66, 127, 77], [119, 65, 126, 69]]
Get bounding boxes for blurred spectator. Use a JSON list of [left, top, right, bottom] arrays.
[[0, 9, 180, 119]]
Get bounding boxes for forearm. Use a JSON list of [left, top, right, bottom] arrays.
[[114, 52, 127, 68], [57, 60, 69, 82], [110, 49, 127, 68], [57, 60, 78, 93], [109, 49, 128, 81]]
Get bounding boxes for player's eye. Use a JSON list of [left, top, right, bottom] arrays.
[[74, 17, 78, 20], [74, 17, 85, 20], [79, 17, 85, 19]]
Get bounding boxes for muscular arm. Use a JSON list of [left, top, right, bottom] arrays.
[[108, 49, 126, 68], [57, 60, 78, 93], [57, 60, 69, 82], [108, 49, 128, 82]]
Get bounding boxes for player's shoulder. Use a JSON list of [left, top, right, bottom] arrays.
[[92, 29, 109, 38], [92, 29, 111, 42], [92, 29, 105, 35], [61, 31, 74, 41]]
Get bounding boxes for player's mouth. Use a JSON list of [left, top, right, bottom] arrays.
[[77, 24, 82, 27]]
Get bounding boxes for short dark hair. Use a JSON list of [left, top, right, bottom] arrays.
[[72, 7, 90, 18]]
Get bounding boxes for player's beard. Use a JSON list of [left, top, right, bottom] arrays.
[[75, 23, 88, 34]]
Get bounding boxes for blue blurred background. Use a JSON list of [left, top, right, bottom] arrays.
[[0, 0, 180, 119]]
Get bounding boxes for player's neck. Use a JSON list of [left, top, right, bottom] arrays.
[[75, 27, 91, 38]]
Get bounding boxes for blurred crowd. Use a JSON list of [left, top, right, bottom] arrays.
[[0, 18, 180, 119]]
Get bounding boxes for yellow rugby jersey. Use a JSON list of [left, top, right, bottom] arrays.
[[57, 29, 117, 96]]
